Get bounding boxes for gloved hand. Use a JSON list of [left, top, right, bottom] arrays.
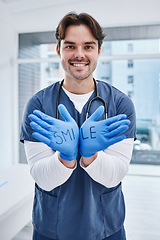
[[28, 104, 79, 161], [79, 106, 130, 158]]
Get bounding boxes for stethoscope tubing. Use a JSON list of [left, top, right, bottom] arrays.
[[56, 79, 107, 119]]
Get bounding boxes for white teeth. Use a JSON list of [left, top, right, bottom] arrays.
[[73, 63, 85, 67]]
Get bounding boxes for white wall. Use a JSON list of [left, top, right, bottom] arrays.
[[0, 1, 18, 170], [13, 0, 160, 33]]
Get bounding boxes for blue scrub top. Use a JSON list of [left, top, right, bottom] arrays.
[[20, 80, 136, 240]]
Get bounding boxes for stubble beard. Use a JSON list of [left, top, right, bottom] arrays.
[[62, 60, 97, 81]]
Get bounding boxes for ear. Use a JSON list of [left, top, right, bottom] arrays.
[[98, 46, 101, 55], [56, 45, 61, 57]]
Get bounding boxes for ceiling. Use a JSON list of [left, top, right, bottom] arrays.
[[2, 0, 80, 13], [2, 0, 160, 40]]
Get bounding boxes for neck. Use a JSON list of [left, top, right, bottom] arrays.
[[63, 77, 95, 94]]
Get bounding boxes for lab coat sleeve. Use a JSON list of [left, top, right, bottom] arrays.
[[24, 140, 76, 191], [80, 138, 134, 188]]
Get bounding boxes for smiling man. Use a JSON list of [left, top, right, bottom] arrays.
[[20, 12, 136, 240], [57, 25, 100, 84]]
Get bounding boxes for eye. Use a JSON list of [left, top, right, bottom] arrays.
[[66, 45, 74, 49], [85, 46, 93, 50]]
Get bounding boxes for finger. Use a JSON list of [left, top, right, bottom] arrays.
[[88, 106, 104, 121], [106, 125, 129, 138], [58, 104, 73, 122], [28, 113, 37, 121], [105, 114, 127, 126], [32, 132, 51, 146], [108, 119, 130, 131], [29, 114, 53, 131], [30, 121, 50, 137], [106, 135, 126, 146], [33, 110, 56, 125]]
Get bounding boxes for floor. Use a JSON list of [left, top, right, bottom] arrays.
[[12, 164, 160, 240]]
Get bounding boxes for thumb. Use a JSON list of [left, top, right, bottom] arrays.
[[88, 106, 104, 121], [58, 104, 73, 122]]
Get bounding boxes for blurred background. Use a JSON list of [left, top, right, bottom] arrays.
[[0, 0, 160, 239]]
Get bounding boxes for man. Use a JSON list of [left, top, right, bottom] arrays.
[[20, 12, 136, 240]]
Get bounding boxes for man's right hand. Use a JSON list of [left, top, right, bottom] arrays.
[[29, 104, 79, 161]]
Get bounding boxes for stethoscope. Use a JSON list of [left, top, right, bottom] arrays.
[[56, 78, 107, 120]]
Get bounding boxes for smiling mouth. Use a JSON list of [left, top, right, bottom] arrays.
[[69, 60, 89, 67], [71, 63, 88, 67]]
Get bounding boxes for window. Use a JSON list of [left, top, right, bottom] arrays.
[[128, 43, 133, 52], [128, 60, 134, 68], [95, 38, 160, 164], [128, 75, 134, 84], [128, 91, 134, 98], [18, 30, 160, 165]]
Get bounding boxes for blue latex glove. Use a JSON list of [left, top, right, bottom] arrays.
[[79, 106, 130, 158], [28, 104, 79, 161]]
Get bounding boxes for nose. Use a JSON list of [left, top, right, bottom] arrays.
[[74, 47, 85, 59]]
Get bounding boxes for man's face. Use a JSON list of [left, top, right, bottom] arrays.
[[56, 24, 101, 82]]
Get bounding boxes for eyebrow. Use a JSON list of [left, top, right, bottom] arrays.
[[63, 41, 97, 45], [85, 41, 97, 45], [63, 41, 75, 45]]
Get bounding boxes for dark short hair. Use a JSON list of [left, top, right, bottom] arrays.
[[55, 12, 106, 51]]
